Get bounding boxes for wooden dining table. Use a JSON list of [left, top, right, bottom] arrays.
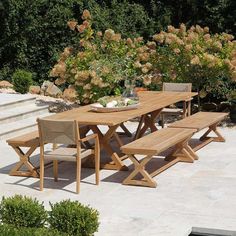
[[47, 91, 197, 171]]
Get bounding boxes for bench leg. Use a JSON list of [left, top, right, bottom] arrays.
[[193, 123, 225, 151], [123, 155, 157, 188], [9, 145, 39, 178], [165, 138, 198, 162], [200, 123, 225, 142]]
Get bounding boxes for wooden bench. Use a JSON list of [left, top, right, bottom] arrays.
[[7, 131, 40, 177], [6, 125, 91, 178], [121, 128, 197, 188], [169, 112, 228, 151]]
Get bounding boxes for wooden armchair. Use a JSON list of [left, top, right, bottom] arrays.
[[37, 118, 100, 194], [161, 82, 192, 128]]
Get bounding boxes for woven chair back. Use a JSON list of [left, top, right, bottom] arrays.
[[162, 82, 192, 92], [38, 119, 78, 145]]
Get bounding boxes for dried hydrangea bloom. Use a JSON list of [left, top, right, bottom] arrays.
[[185, 44, 193, 51], [167, 25, 176, 33], [77, 24, 86, 33], [143, 75, 152, 85], [138, 52, 150, 62], [96, 31, 103, 37], [222, 33, 234, 41], [67, 21, 77, 31], [231, 59, 236, 67], [83, 20, 89, 28], [90, 70, 97, 78], [153, 33, 164, 43], [111, 33, 121, 42], [196, 45, 203, 52], [104, 29, 115, 41], [82, 10, 91, 20], [173, 48, 180, 54], [190, 55, 200, 65], [203, 27, 209, 33], [195, 25, 204, 34], [179, 23, 186, 34], [84, 84, 92, 90], [203, 34, 211, 41], [134, 61, 142, 68], [147, 41, 156, 50], [50, 61, 66, 78], [55, 78, 66, 85], [145, 62, 152, 69], [126, 38, 133, 46], [101, 66, 110, 75], [213, 41, 222, 50], [75, 71, 90, 81]]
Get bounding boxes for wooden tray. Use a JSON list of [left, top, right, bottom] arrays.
[[90, 103, 139, 113]]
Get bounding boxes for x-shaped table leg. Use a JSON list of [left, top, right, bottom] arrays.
[[9, 144, 39, 177], [89, 125, 128, 171], [134, 109, 162, 140]]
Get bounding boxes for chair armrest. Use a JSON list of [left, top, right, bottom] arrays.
[[79, 133, 98, 143]]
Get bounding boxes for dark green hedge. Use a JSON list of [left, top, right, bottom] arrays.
[[0, 0, 235, 84]]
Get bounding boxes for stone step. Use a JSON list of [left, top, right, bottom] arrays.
[[0, 103, 49, 124], [0, 94, 36, 111], [0, 113, 52, 140]]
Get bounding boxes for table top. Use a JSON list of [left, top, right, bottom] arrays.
[[47, 91, 197, 126]]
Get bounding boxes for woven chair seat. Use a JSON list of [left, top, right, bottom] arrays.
[[44, 147, 93, 161]]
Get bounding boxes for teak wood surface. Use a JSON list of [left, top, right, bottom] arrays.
[[47, 91, 197, 170], [6, 126, 90, 177], [169, 112, 228, 151], [7, 131, 40, 177], [121, 128, 197, 187]]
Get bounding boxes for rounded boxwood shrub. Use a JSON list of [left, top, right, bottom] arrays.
[[0, 195, 47, 228], [48, 200, 99, 236], [12, 69, 33, 94], [0, 224, 66, 236]]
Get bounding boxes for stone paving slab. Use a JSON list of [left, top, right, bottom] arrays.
[[0, 123, 236, 235]]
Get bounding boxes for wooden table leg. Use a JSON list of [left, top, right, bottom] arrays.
[[89, 125, 128, 171], [134, 109, 162, 139], [118, 123, 133, 137], [9, 144, 39, 178]]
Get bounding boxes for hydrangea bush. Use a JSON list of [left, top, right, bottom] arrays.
[[50, 10, 154, 104], [51, 11, 236, 105], [152, 24, 236, 104]]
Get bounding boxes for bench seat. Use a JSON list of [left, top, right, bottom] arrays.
[[169, 112, 228, 151], [121, 128, 197, 187], [6, 125, 91, 177]]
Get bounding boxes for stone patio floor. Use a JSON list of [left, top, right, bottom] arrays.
[[0, 123, 236, 236]]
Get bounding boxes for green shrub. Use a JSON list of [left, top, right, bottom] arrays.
[[48, 200, 99, 236], [0, 224, 66, 236], [12, 69, 33, 94], [0, 195, 47, 228]]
